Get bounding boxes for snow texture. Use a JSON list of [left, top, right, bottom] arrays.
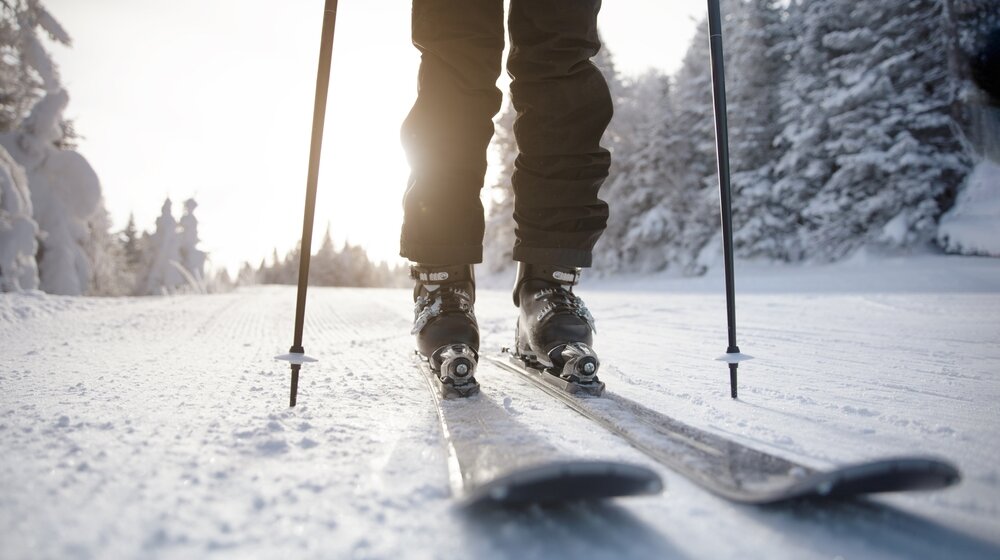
[[1, 255, 999, 559], [938, 160, 1000, 256]]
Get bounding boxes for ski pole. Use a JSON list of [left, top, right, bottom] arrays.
[[275, 0, 339, 407], [706, 0, 751, 399]]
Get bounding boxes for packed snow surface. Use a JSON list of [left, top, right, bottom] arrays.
[[2, 255, 999, 559]]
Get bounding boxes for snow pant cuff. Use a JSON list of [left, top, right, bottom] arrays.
[[513, 246, 592, 268], [400, 242, 483, 266]]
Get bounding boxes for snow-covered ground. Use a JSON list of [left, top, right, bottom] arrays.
[[2, 255, 999, 559]]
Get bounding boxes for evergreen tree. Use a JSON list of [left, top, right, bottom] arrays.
[[85, 204, 132, 296], [143, 198, 185, 295], [776, 0, 970, 259], [237, 261, 258, 285], [309, 224, 340, 286], [177, 198, 206, 283], [599, 19, 718, 274], [0, 0, 70, 133]]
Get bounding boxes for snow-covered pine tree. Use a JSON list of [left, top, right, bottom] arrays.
[[778, 0, 970, 260], [85, 204, 132, 296], [308, 224, 340, 286], [120, 212, 144, 276], [722, 0, 793, 260], [0, 0, 70, 132], [0, 89, 102, 294], [237, 261, 258, 286], [0, 143, 39, 291], [143, 198, 186, 295], [0, 1, 118, 295], [177, 198, 206, 284], [598, 19, 719, 275]]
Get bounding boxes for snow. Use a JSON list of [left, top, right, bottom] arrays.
[[2, 255, 999, 559], [938, 160, 1000, 257]]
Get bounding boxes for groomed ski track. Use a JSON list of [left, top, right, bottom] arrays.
[[2, 255, 999, 559]]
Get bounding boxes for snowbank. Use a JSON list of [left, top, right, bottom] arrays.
[[938, 160, 1000, 257]]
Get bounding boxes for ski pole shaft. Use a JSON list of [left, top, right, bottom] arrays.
[[706, 0, 741, 399], [288, 0, 339, 407]]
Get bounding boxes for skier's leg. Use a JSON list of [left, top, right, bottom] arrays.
[[401, 1, 503, 385], [505, 0, 611, 387], [506, 0, 612, 268], [399, 0, 505, 266]]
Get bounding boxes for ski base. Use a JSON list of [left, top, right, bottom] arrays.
[[487, 355, 961, 504], [415, 355, 663, 507]]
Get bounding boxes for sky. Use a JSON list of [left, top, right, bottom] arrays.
[[44, 0, 706, 273]]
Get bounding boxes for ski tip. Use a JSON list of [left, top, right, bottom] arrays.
[[275, 352, 318, 365], [459, 461, 664, 508], [716, 352, 753, 364]]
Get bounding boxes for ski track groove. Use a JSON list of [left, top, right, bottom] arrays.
[[1, 285, 998, 559]]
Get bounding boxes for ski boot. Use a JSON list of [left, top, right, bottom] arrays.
[[411, 263, 480, 397], [512, 263, 604, 396]]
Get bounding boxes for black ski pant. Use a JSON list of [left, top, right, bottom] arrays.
[[399, 0, 612, 268]]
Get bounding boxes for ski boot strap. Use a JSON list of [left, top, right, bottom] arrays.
[[410, 263, 474, 285], [513, 263, 582, 306]]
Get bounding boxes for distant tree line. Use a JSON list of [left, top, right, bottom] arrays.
[[239, 226, 408, 289]]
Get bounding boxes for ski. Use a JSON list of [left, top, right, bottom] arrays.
[[415, 357, 664, 507], [486, 355, 961, 504]]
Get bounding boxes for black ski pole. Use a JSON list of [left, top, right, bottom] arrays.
[[706, 0, 751, 399], [275, 0, 339, 407]]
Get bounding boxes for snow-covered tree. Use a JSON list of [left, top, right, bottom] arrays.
[[593, 19, 719, 275], [236, 261, 258, 285], [309, 224, 342, 285], [121, 212, 144, 273], [0, 89, 102, 294], [85, 204, 132, 296], [143, 198, 186, 295], [0, 1, 118, 294], [775, 0, 970, 260], [0, 0, 71, 132], [0, 143, 38, 290], [177, 198, 206, 283]]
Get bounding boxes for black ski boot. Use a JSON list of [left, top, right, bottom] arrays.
[[512, 263, 604, 395], [411, 263, 480, 397]]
